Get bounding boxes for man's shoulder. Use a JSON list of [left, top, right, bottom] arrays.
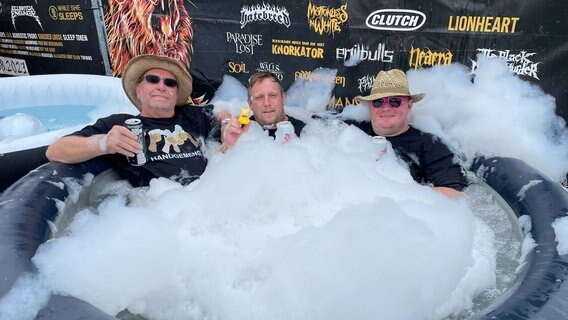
[[288, 116, 306, 126], [175, 104, 215, 134], [177, 104, 214, 114], [98, 113, 137, 123], [400, 127, 457, 158], [395, 126, 433, 141], [404, 126, 424, 135], [387, 127, 434, 154], [177, 104, 214, 122], [283, 116, 307, 137], [70, 113, 134, 136], [89, 113, 136, 126], [341, 119, 373, 135]]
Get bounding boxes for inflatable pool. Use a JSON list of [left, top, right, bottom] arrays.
[[0, 156, 566, 319], [0, 74, 136, 191], [1, 63, 567, 319]]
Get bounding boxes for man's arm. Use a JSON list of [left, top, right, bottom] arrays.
[[46, 125, 142, 164], [423, 138, 468, 197], [433, 186, 462, 198]]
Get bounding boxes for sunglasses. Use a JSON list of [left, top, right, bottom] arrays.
[[371, 96, 410, 108], [142, 74, 178, 88]]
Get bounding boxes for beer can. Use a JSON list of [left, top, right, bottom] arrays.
[[275, 120, 296, 143], [124, 118, 147, 166], [372, 135, 388, 159]]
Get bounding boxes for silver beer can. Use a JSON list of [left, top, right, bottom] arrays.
[[124, 118, 147, 166], [275, 120, 296, 143], [372, 135, 388, 159]]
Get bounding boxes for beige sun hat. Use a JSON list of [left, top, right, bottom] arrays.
[[357, 69, 425, 102], [122, 54, 193, 110]]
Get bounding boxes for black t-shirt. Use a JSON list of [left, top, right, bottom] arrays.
[[71, 105, 216, 187], [348, 121, 468, 191], [250, 116, 306, 138]]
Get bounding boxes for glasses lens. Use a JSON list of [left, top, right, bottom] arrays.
[[143, 75, 177, 88], [163, 78, 178, 88], [389, 97, 402, 108], [144, 75, 160, 84], [372, 98, 385, 108]]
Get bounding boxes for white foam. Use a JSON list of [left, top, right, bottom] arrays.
[[28, 124, 496, 320], [0, 113, 45, 142]]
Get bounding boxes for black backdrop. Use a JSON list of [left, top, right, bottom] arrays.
[[0, 0, 566, 122]]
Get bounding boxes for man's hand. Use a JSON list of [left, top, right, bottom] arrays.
[[433, 186, 462, 198], [221, 118, 249, 148], [102, 125, 143, 157]]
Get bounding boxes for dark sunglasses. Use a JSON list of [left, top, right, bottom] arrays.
[[371, 96, 410, 108], [142, 74, 178, 88]]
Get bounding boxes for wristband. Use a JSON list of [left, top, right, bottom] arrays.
[[99, 135, 108, 153]]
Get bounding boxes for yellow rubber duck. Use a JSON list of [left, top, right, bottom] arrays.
[[238, 107, 250, 125]]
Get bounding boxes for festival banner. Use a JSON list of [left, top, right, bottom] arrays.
[[0, 0, 566, 122], [186, 0, 568, 120], [0, 0, 109, 75]]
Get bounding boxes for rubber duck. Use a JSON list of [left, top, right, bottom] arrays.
[[238, 107, 250, 125]]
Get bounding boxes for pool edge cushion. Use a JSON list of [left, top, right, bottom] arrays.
[[470, 157, 568, 320], [0, 159, 114, 320], [0, 145, 50, 192]]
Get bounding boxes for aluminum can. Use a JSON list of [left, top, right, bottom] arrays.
[[124, 118, 147, 166], [275, 120, 296, 143], [372, 135, 388, 159]]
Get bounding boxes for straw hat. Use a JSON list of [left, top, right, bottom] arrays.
[[122, 54, 193, 110], [357, 69, 425, 102]]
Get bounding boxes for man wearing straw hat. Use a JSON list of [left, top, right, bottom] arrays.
[[46, 54, 218, 187], [350, 69, 468, 197]]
